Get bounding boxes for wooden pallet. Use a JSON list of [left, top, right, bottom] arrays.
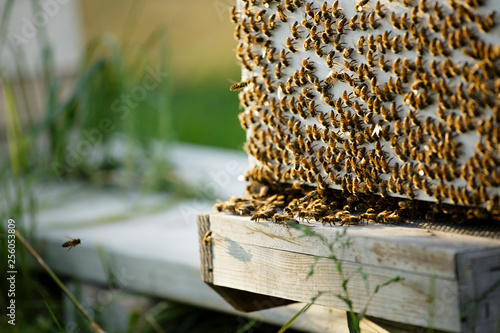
[[198, 213, 500, 333]]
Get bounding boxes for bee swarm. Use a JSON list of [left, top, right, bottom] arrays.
[[219, 0, 500, 226]]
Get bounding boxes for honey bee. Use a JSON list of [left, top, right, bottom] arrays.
[[359, 12, 368, 31], [342, 47, 354, 59], [62, 237, 81, 252], [286, 37, 298, 53], [291, 21, 301, 39], [337, 17, 347, 34], [402, 32, 413, 50], [375, 1, 385, 18], [349, 14, 358, 30], [476, 11, 496, 32], [230, 6, 239, 24], [304, 2, 315, 18], [325, 51, 338, 68], [230, 81, 248, 91], [331, 0, 343, 18], [368, 12, 379, 29], [251, 209, 275, 222], [276, 4, 288, 22], [202, 230, 213, 246], [356, 0, 369, 12], [390, 12, 400, 29], [391, 35, 401, 54], [302, 58, 316, 72], [280, 49, 290, 67]]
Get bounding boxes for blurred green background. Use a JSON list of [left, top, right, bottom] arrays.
[[81, 0, 245, 150], [0, 1, 258, 332]]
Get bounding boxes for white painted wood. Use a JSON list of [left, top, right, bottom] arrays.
[[208, 213, 500, 332], [32, 143, 381, 332]]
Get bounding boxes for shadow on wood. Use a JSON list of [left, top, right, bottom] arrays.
[[198, 214, 296, 312]]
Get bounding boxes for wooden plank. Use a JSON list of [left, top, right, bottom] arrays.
[[198, 214, 296, 312], [457, 248, 500, 333], [208, 213, 500, 332], [210, 214, 500, 279], [30, 139, 371, 333], [198, 214, 214, 283]]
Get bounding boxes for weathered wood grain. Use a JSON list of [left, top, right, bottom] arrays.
[[204, 213, 500, 332]]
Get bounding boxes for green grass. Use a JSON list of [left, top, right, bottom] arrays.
[[0, 0, 248, 331], [171, 72, 245, 150]]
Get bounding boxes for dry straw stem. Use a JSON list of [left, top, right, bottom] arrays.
[[15, 230, 106, 333]]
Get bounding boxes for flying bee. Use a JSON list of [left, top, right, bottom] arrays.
[[62, 237, 81, 252], [230, 80, 248, 91]]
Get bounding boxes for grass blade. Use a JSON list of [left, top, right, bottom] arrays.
[[278, 292, 323, 333], [15, 230, 106, 333], [43, 300, 65, 332], [2, 80, 28, 178]]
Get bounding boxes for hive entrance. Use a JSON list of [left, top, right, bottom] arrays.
[[219, 0, 500, 227]]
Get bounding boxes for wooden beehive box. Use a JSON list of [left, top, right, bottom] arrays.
[[198, 0, 500, 331]]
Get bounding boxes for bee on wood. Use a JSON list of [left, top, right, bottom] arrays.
[[368, 12, 379, 29], [356, 0, 369, 12], [337, 17, 348, 34], [276, 4, 288, 22], [326, 51, 338, 68], [291, 21, 301, 39], [332, 0, 343, 18], [286, 37, 298, 53], [304, 2, 315, 18], [375, 1, 385, 18], [359, 12, 368, 31], [62, 237, 81, 252], [302, 58, 315, 72], [390, 12, 401, 29], [280, 49, 290, 67], [202, 231, 213, 246], [349, 14, 358, 31], [251, 209, 275, 222]]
